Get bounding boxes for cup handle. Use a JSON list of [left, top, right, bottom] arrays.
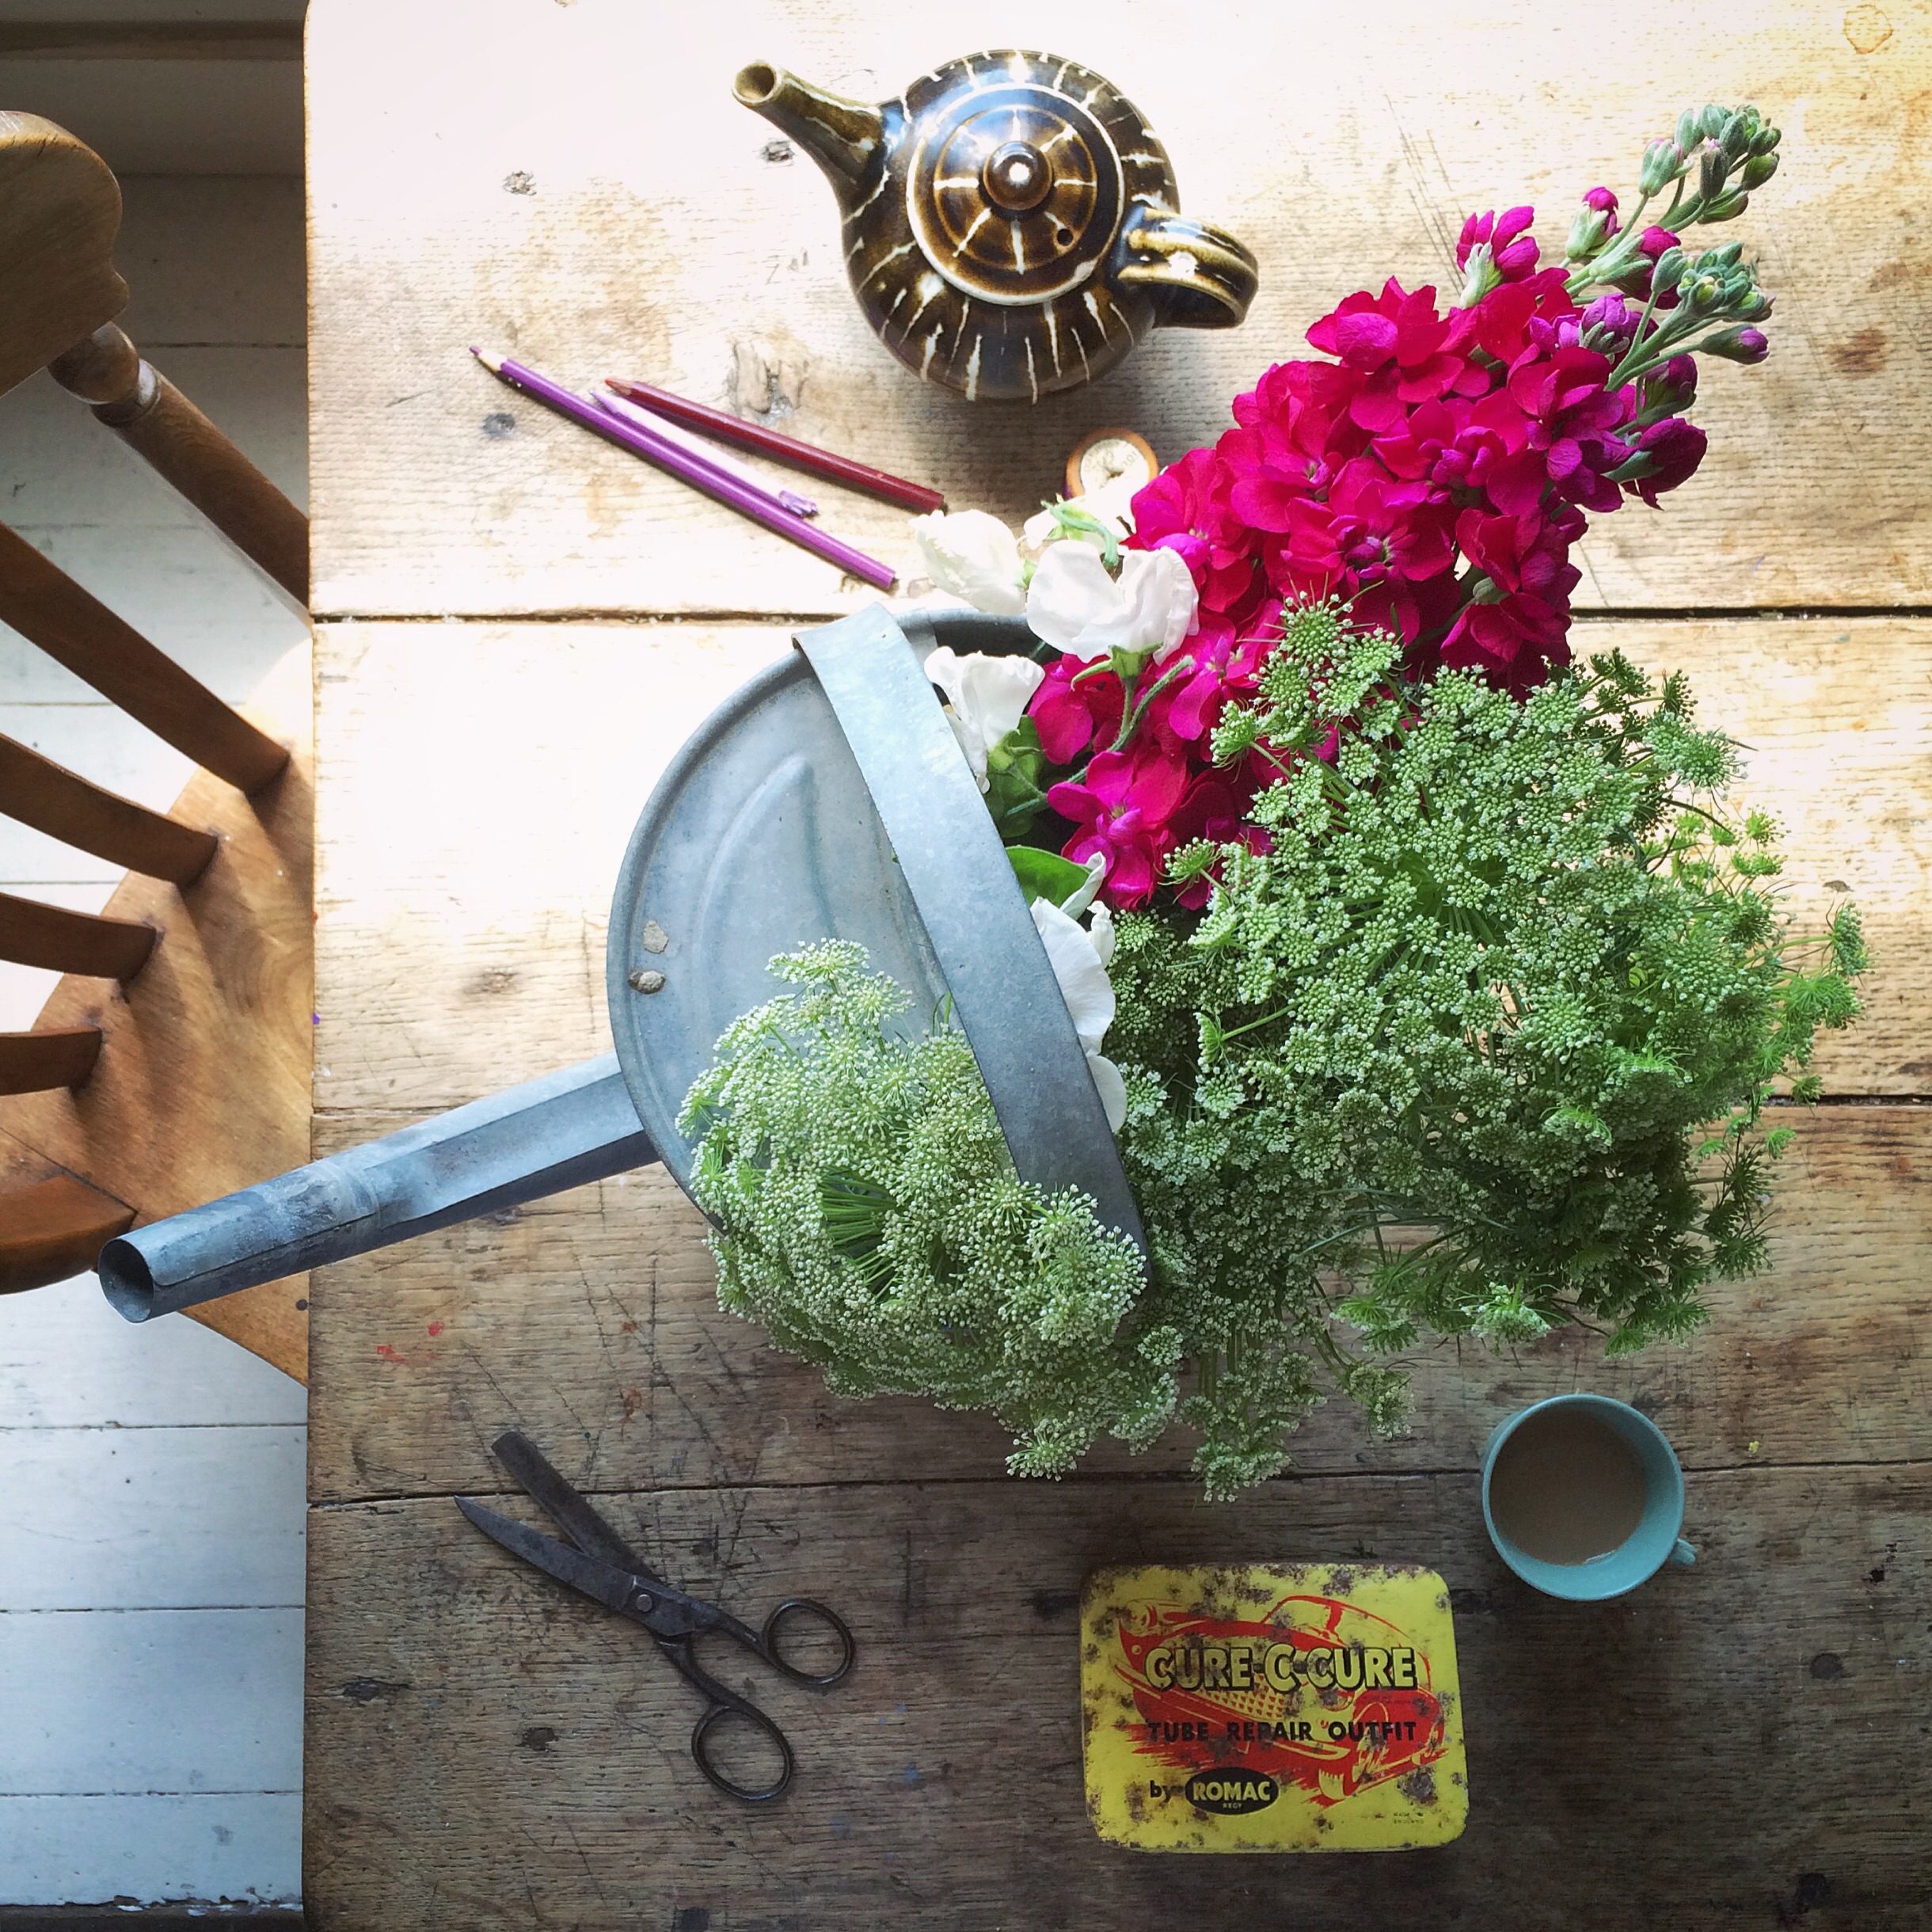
[[1669, 1537, 1697, 1568], [1113, 207, 1260, 331]]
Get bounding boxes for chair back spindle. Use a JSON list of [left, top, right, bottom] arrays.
[[0, 112, 315, 1378]]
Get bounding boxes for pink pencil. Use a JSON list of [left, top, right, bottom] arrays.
[[593, 390, 819, 519], [472, 349, 896, 591]]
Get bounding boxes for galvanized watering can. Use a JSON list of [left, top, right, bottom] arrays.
[[98, 607, 1143, 1323]]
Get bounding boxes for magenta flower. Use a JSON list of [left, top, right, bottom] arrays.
[[1456, 206, 1540, 281], [1029, 652, 1124, 763], [1047, 750, 1190, 908], [1622, 416, 1708, 506], [1439, 507, 1582, 692]]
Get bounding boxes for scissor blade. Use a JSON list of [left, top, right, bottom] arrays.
[[489, 1429, 650, 1576], [457, 1495, 642, 1614]]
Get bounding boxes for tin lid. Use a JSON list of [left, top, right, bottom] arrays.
[[1081, 1561, 1469, 1852]]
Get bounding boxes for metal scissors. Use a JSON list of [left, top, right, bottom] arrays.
[[457, 1430, 854, 1801]]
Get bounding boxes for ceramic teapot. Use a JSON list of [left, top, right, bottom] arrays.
[[734, 50, 1259, 402]]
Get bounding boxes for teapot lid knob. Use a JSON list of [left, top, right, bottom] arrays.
[[982, 139, 1052, 215]]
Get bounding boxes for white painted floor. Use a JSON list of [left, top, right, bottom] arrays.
[[0, 173, 310, 1907]]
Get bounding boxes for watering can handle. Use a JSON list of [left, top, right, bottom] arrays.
[[795, 607, 1146, 1257]]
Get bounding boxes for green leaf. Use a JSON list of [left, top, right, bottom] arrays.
[[1007, 845, 1090, 905]]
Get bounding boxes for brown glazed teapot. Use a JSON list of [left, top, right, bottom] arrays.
[[734, 50, 1259, 402]]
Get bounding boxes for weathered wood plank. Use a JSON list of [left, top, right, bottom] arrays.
[[306, 1105, 1932, 1502], [304, 1465, 1932, 1930], [312, 617, 1930, 1116], [306, 0, 1932, 620]]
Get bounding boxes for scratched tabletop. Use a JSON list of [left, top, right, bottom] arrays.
[[302, 3, 1932, 1925]]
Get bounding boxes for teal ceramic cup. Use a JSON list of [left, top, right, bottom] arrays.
[[1481, 1393, 1698, 1601]]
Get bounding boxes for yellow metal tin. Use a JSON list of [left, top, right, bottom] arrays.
[[1080, 1561, 1468, 1852]]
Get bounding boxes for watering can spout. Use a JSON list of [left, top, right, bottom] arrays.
[[732, 61, 886, 199], [98, 1055, 656, 1321]]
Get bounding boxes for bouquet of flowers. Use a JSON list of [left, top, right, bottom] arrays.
[[680, 104, 1866, 1497]]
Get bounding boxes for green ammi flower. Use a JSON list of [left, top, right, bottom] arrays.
[[681, 606, 1864, 1499]]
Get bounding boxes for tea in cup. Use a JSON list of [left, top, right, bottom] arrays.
[[1481, 1394, 1696, 1601]]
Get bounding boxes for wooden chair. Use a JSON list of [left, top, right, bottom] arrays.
[[0, 111, 313, 1380]]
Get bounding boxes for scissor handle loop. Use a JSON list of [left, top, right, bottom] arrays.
[[690, 1690, 796, 1803], [759, 1597, 856, 1687]]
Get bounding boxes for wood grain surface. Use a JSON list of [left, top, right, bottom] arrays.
[[314, 617, 1930, 1111], [306, 1466, 1931, 1930], [307, 0, 1931, 621], [303, 1, 1932, 1921], [306, 1106, 1932, 1500]]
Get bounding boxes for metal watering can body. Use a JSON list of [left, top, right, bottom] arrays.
[[99, 609, 1143, 1323]]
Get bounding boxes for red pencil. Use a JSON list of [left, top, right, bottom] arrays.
[[604, 376, 945, 515]]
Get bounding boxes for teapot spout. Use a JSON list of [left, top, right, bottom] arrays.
[[733, 62, 885, 200]]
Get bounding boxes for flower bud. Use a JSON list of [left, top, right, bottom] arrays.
[[1741, 151, 1779, 188], [1702, 325, 1770, 363], [1733, 286, 1773, 321], [1649, 246, 1688, 293], [1675, 107, 1702, 154], [1623, 416, 1709, 505], [1698, 143, 1729, 201], [1720, 111, 1754, 161], [1699, 102, 1732, 141], [1639, 138, 1683, 196], [1711, 239, 1744, 268], [1703, 187, 1748, 222], [1750, 121, 1781, 156], [1687, 272, 1725, 313], [1638, 355, 1698, 421], [1566, 205, 1611, 257]]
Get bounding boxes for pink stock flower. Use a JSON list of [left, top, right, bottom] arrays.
[[1624, 416, 1708, 506], [1166, 772, 1273, 908], [1439, 506, 1582, 692], [1014, 183, 1749, 908], [1456, 206, 1540, 281], [1047, 750, 1190, 908], [1030, 652, 1124, 763]]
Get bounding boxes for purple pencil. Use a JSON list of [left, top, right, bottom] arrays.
[[593, 389, 819, 520], [471, 349, 896, 591]]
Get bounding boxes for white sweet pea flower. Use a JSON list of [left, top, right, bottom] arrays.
[[923, 645, 1044, 791], [1029, 896, 1128, 1134], [1020, 473, 1140, 556], [907, 509, 1026, 616], [1025, 541, 1198, 664]]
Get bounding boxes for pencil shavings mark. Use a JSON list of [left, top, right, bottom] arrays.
[[504, 170, 536, 195]]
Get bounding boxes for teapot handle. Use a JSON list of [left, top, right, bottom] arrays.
[[1113, 207, 1259, 331]]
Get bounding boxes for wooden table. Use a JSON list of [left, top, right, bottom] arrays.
[[302, 3, 1932, 1923]]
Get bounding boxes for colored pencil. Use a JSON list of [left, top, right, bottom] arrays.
[[473, 350, 896, 591], [592, 389, 819, 520], [604, 375, 945, 515]]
